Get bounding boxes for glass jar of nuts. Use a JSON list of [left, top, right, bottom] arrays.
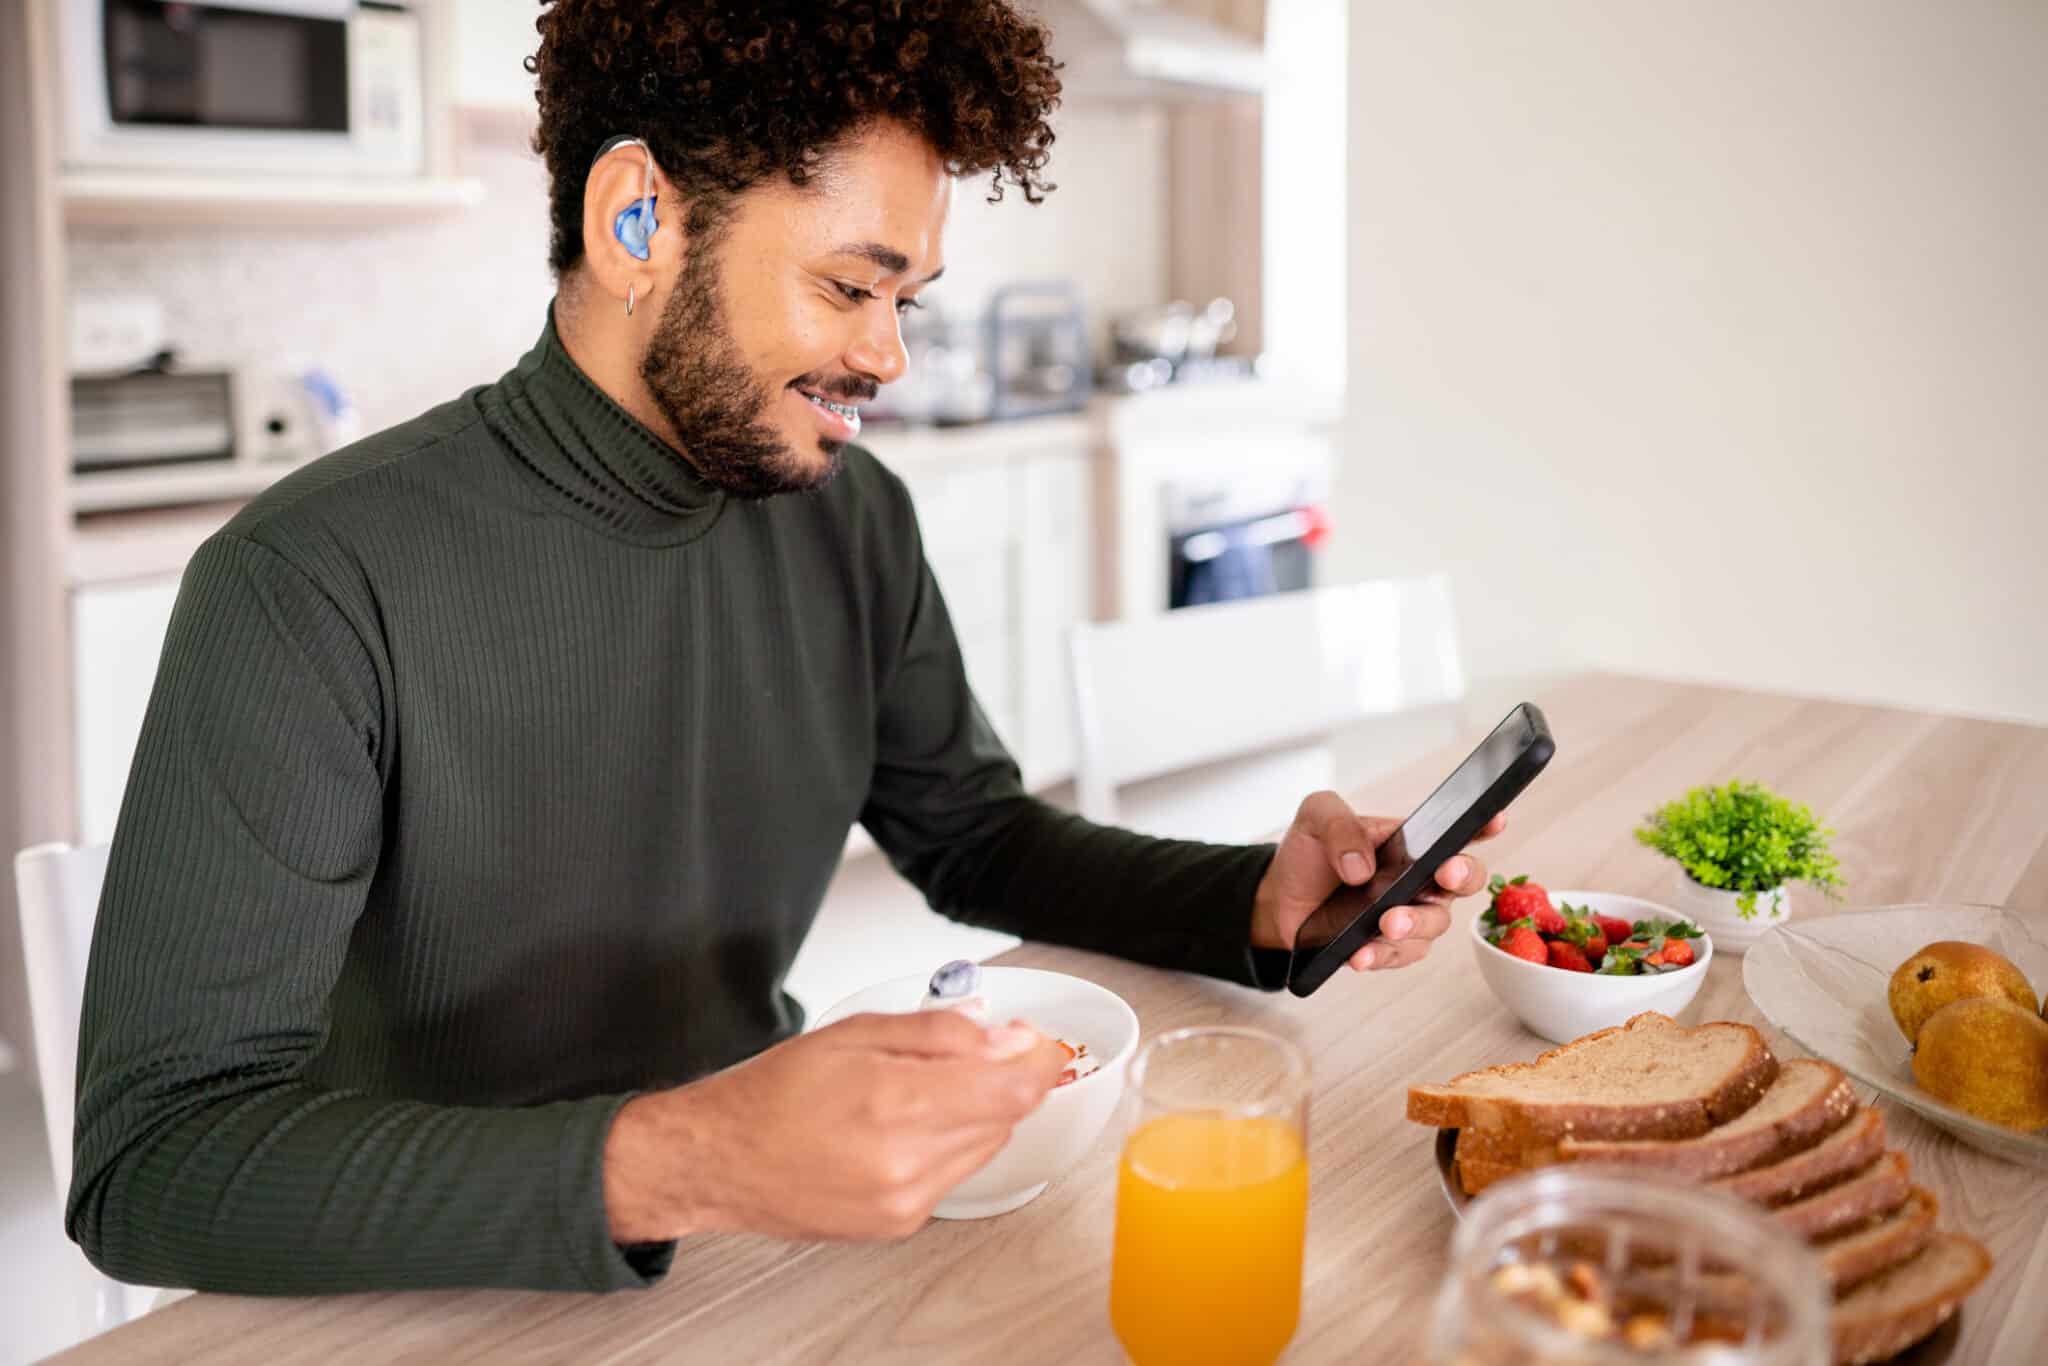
[[1429, 1168, 1831, 1365]]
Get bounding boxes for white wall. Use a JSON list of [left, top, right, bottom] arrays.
[[1338, 1, 2048, 724]]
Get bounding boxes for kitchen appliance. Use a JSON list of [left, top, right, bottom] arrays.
[[70, 362, 356, 512], [1165, 471, 1328, 610], [865, 283, 1089, 427], [1102, 298, 1257, 394], [986, 281, 1091, 421], [59, 0, 425, 178]]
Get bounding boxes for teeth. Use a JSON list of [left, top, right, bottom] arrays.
[[803, 392, 858, 418]]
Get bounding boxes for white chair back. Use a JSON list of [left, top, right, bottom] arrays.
[[1068, 577, 1466, 839], [14, 840, 168, 1329], [14, 841, 109, 1204]]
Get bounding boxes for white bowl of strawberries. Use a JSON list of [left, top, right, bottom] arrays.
[[1469, 876, 1712, 1044]]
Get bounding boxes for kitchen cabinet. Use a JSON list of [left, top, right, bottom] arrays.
[[70, 576, 180, 847], [885, 423, 1098, 791]]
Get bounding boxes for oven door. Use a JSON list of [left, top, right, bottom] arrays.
[[1168, 504, 1327, 610], [61, 1, 423, 176]]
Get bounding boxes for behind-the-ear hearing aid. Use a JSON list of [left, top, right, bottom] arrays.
[[595, 134, 658, 261]]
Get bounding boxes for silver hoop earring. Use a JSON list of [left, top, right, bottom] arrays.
[[626, 284, 636, 317]]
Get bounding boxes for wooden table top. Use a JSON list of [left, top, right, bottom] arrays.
[[57, 674, 2048, 1365]]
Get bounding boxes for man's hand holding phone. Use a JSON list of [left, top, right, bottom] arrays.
[[1250, 792, 1504, 971]]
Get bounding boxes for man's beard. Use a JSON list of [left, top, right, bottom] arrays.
[[639, 237, 846, 501]]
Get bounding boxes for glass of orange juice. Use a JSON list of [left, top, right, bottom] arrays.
[[1109, 1026, 1311, 1366]]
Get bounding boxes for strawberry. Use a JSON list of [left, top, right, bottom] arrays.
[[1489, 875, 1560, 933], [1646, 938, 1697, 969], [1546, 940, 1594, 972], [1594, 914, 1635, 946], [1496, 925, 1548, 964], [1555, 902, 1608, 962], [1597, 943, 1648, 975]]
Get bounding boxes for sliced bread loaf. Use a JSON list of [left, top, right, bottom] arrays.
[[1711, 1106, 1887, 1206], [1818, 1187, 1939, 1291], [1452, 1139, 1525, 1196], [1775, 1151, 1911, 1241], [1409, 1013, 1779, 1153], [1557, 1058, 1855, 1180], [1831, 1233, 1992, 1366]]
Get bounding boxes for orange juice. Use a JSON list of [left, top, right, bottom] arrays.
[[1109, 1112, 1308, 1365]]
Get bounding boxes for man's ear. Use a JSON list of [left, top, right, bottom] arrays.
[[580, 144, 679, 318]]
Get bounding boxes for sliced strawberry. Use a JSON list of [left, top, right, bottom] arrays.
[[1647, 939, 1697, 969], [1055, 1039, 1078, 1063], [1496, 925, 1548, 964], [1546, 940, 1593, 972]]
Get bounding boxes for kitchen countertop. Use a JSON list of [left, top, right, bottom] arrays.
[[859, 411, 1095, 471], [62, 412, 1102, 590], [54, 673, 2048, 1364], [66, 502, 245, 589]]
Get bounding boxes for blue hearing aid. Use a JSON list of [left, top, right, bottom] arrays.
[[595, 134, 658, 260]]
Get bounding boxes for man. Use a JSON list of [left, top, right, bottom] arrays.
[[70, 1, 1494, 1295]]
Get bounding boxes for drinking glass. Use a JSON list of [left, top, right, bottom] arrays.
[[1109, 1026, 1311, 1366]]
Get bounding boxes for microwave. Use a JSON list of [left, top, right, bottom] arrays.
[[59, 0, 424, 178]]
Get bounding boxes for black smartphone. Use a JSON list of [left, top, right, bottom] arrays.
[[1285, 702, 1555, 997]]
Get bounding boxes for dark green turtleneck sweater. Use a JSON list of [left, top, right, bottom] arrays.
[[69, 316, 1281, 1296]]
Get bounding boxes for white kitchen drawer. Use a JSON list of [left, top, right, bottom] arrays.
[[956, 629, 1015, 741], [1017, 451, 1092, 546], [927, 543, 1013, 640], [72, 575, 182, 845], [898, 462, 1013, 555]]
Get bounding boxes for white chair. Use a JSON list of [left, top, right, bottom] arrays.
[[14, 841, 174, 1331], [1067, 576, 1467, 843]]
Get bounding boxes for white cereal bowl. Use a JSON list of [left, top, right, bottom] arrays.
[[811, 966, 1140, 1219], [1469, 890, 1713, 1045]]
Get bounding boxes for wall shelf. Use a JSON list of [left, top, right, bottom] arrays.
[[60, 172, 486, 228]]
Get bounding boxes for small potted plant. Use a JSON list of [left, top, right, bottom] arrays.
[[1634, 779, 1845, 955]]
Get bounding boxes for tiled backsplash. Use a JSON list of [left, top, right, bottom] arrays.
[[66, 111, 1168, 437]]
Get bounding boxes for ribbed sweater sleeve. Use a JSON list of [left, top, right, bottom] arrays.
[[859, 537, 1287, 991], [68, 534, 653, 1294]]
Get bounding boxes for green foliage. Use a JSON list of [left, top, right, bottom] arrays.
[[1634, 780, 1845, 919]]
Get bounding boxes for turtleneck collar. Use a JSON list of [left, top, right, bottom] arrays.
[[482, 307, 727, 546]]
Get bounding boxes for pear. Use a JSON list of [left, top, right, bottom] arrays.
[[1911, 997, 2048, 1131], [1887, 941, 2038, 1047]]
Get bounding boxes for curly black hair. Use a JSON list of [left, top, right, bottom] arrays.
[[528, 0, 1063, 275]]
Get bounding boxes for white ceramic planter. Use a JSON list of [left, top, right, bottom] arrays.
[[1668, 871, 1790, 956]]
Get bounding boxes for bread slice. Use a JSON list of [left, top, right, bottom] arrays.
[[1818, 1187, 1939, 1291], [1711, 1105, 1887, 1206], [1453, 1137, 1525, 1196], [1775, 1151, 1911, 1240], [1557, 1058, 1855, 1180], [1831, 1233, 1992, 1365], [1409, 1014, 1779, 1158]]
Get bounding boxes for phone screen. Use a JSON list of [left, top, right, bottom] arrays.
[[1289, 708, 1539, 957]]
